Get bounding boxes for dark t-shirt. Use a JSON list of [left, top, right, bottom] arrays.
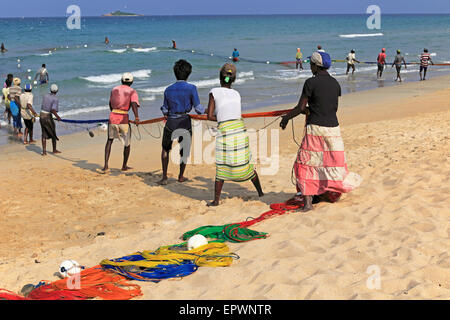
[[301, 71, 341, 127]]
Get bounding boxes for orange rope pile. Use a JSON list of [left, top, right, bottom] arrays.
[[16, 266, 142, 300]]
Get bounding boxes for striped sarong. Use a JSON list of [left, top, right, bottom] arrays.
[[216, 119, 256, 182], [294, 124, 361, 196]]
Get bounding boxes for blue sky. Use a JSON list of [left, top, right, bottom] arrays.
[[1, 0, 449, 17]]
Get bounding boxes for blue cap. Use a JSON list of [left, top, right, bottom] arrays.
[[25, 84, 32, 91]]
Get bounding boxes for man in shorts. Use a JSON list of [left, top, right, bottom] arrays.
[[20, 84, 38, 144], [100, 73, 140, 173], [392, 49, 407, 82], [419, 48, 433, 81], [346, 49, 360, 75], [159, 59, 204, 185], [377, 48, 387, 79]]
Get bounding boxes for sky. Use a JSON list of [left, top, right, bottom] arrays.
[[0, 0, 449, 17]]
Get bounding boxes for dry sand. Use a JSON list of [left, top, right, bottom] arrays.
[[0, 75, 449, 299]]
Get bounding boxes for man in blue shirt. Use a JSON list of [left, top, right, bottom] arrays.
[[159, 59, 205, 185], [232, 48, 240, 62]]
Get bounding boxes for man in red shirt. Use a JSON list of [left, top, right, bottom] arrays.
[[377, 48, 387, 79], [99, 73, 140, 173]]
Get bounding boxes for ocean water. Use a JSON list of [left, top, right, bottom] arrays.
[[1, 14, 450, 143]]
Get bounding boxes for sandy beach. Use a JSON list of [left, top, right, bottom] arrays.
[[0, 74, 449, 300]]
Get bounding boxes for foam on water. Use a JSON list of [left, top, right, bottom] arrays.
[[81, 69, 152, 83], [132, 47, 157, 53], [339, 33, 384, 38], [58, 105, 110, 117]]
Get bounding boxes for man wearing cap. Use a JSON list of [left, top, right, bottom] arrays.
[[296, 48, 303, 70], [317, 45, 325, 53], [8, 78, 23, 136], [279, 51, 361, 211], [346, 49, 360, 75], [377, 48, 387, 79], [100, 73, 139, 173], [40, 84, 62, 155], [159, 59, 204, 185], [392, 49, 407, 82], [19, 84, 38, 144]]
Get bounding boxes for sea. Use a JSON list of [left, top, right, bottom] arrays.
[[1, 14, 450, 144]]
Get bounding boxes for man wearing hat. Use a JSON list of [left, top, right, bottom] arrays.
[[19, 84, 38, 144], [392, 49, 407, 82], [8, 77, 23, 136], [100, 72, 140, 173], [377, 48, 387, 79], [279, 51, 361, 211], [346, 49, 360, 75], [40, 84, 62, 155]]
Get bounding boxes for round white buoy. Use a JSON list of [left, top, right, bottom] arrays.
[[17, 59, 21, 63], [27, 69, 31, 73], [17, 64, 21, 68], [33, 81, 38, 85], [100, 123, 108, 131], [187, 234, 208, 250], [59, 260, 81, 278], [27, 76, 31, 80], [266, 61, 270, 64]]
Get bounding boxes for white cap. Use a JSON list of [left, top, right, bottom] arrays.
[[50, 84, 59, 93], [121, 72, 133, 83]]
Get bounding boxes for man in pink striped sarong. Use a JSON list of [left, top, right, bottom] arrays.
[[280, 51, 361, 211]]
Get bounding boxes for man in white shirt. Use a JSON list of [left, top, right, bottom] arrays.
[[346, 49, 360, 75]]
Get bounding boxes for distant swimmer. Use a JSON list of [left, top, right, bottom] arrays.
[[0, 43, 6, 53], [172, 40, 177, 49], [296, 48, 303, 70], [105, 37, 109, 44], [419, 48, 433, 81], [345, 49, 360, 75], [377, 48, 387, 79], [232, 48, 240, 62], [317, 45, 325, 52], [34, 64, 49, 85], [392, 49, 407, 82]]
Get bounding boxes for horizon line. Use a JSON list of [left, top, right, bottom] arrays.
[[1, 12, 450, 19]]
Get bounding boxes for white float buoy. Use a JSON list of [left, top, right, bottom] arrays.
[[59, 260, 81, 278]]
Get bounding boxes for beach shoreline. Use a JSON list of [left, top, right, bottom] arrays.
[[0, 75, 449, 299]]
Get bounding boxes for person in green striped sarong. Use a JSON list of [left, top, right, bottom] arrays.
[[206, 63, 264, 206]]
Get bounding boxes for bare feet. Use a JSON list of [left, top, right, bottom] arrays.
[[41, 152, 47, 156], [158, 178, 168, 185], [121, 166, 132, 172], [29, 140, 36, 144], [52, 150, 61, 154], [96, 168, 110, 174], [23, 141, 29, 145], [178, 176, 188, 183], [207, 201, 219, 207]]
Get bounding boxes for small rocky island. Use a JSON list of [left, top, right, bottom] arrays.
[[102, 11, 143, 17]]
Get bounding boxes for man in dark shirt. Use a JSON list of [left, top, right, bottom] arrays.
[[159, 59, 205, 185], [278, 51, 360, 211]]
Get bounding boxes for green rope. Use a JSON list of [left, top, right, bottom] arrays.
[[182, 224, 268, 243]]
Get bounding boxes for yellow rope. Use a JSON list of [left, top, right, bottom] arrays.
[[100, 242, 235, 269]]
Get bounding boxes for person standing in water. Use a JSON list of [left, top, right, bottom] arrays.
[[377, 48, 387, 79], [296, 48, 303, 70], [39, 84, 61, 156], [232, 48, 240, 62], [346, 49, 360, 75], [34, 64, 49, 85], [8, 78, 23, 136], [105, 37, 109, 44], [0, 43, 6, 53], [392, 49, 407, 82], [419, 48, 433, 81], [172, 40, 177, 49], [100, 73, 140, 173], [206, 63, 264, 206]]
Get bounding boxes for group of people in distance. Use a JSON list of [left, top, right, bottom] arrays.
[[99, 49, 361, 209], [294, 46, 434, 81], [2, 64, 61, 154]]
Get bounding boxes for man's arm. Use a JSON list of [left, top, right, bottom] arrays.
[[28, 104, 38, 116], [51, 109, 61, 121], [191, 87, 205, 114], [280, 95, 308, 130], [130, 102, 139, 124], [206, 93, 217, 122]]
